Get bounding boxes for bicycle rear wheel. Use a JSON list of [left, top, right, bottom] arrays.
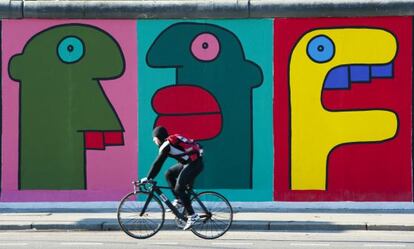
[[190, 191, 233, 239], [117, 191, 165, 239]]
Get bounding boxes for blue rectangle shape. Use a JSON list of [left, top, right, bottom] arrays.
[[324, 66, 349, 89], [371, 63, 393, 78], [350, 65, 370, 82]]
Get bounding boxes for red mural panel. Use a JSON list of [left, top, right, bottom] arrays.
[[274, 17, 413, 201]]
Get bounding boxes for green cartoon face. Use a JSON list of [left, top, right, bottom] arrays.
[[10, 24, 125, 131], [147, 23, 264, 189], [9, 24, 125, 190]]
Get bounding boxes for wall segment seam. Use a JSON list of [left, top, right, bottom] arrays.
[[3, 0, 22, 18]]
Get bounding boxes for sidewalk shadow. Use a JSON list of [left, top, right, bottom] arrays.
[[78, 218, 368, 233]]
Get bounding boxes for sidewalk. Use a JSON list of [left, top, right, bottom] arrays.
[[1, 209, 414, 232]]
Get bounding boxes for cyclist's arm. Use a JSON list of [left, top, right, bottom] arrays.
[[147, 143, 170, 179]]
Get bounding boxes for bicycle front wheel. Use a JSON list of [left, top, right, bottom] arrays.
[[117, 191, 165, 239], [190, 191, 233, 239]]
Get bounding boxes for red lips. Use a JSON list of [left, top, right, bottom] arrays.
[[152, 85, 222, 140]]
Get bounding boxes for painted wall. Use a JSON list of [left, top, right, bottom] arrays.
[[0, 17, 412, 202], [274, 17, 412, 201], [2, 20, 138, 201]]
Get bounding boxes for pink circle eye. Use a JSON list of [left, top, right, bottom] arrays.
[[191, 33, 220, 61]]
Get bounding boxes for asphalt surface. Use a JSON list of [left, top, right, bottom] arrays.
[[0, 230, 413, 249]]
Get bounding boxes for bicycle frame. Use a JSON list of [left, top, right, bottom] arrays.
[[134, 181, 211, 222]]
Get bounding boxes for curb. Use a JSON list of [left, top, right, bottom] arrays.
[[1, 221, 414, 232], [366, 224, 414, 231], [269, 222, 367, 231]]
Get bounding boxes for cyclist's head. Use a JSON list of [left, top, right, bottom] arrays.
[[152, 126, 169, 146]]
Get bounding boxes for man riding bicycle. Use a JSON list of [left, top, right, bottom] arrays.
[[140, 126, 204, 230]]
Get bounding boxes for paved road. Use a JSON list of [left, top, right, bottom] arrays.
[[0, 230, 413, 249], [2, 210, 414, 231]]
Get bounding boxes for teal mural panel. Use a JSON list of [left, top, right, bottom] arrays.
[[138, 19, 273, 201]]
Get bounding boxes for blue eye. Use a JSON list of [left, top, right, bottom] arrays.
[[307, 35, 335, 63], [57, 36, 85, 63]]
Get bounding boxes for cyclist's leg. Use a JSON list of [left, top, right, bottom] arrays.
[[165, 163, 184, 200], [175, 158, 204, 215]]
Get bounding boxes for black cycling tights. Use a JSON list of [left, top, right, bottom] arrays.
[[165, 158, 204, 215]]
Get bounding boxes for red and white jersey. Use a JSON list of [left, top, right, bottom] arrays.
[[148, 134, 203, 179], [160, 134, 202, 164]]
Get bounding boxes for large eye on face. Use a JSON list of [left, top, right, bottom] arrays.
[[307, 35, 335, 63], [190, 33, 220, 61], [57, 36, 85, 64]]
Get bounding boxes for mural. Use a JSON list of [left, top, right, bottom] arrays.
[[0, 17, 412, 203], [1, 20, 137, 201], [138, 20, 274, 200], [290, 28, 398, 190], [274, 17, 413, 201], [147, 22, 263, 189], [9, 24, 125, 190]]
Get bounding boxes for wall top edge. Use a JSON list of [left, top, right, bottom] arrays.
[[2, 0, 414, 19]]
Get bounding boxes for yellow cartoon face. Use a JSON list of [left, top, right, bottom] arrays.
[[289, 28, 398, 190]]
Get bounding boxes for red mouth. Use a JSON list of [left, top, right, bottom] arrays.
[[84, 131, 124, 150], [152, 85, 222, 140]]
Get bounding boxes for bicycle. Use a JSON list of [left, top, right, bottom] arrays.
[[117, 179, 233, 239]]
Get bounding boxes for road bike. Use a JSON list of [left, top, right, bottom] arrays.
[[117, 179, 233, 239]]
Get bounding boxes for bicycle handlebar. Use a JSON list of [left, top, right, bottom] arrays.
[[132, 179, 156, 187]]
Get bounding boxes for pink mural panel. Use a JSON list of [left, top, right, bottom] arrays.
[[1, 20, 138, 201]]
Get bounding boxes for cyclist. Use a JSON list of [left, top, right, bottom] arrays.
[[140, 126, 204, 230]]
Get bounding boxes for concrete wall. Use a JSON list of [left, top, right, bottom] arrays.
[[0, 17, 412, 202]]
